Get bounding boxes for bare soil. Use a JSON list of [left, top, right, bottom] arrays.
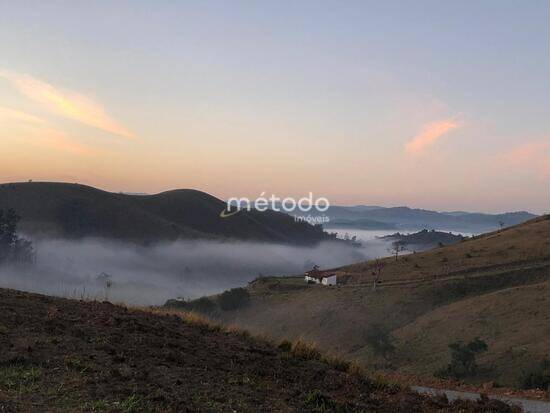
[[0, 288, 518, 412]]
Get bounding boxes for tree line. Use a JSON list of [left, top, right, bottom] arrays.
[[0, 209, 35, 264]]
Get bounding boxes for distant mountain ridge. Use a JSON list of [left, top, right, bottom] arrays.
[[315, 205, 536, 232], [0, 182, 333, 245]]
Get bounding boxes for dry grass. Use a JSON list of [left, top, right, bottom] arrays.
[[219, 216, 550, 388], [291, 340, 322, 361], [137, 306, 223, 332]]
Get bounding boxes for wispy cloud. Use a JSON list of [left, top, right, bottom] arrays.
[[405, 119, 459, 155], [0, 105, 45, 124], [39, 129, 96, 156], [0, 69, 133, 138], [498, 141, 550, 179], [0, 105, 95, 156]]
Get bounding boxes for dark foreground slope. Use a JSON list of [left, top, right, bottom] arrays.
[[0, 289, 516, 412], [0, 182, 331, 244]]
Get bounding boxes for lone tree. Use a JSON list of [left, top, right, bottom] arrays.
[[0, 209, 34, 264], [388, 240, 407, 261]]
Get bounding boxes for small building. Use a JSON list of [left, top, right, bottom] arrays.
[[320, 273, 337, 286], [305, 266, 337, 286]]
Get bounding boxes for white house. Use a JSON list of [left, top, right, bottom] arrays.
[[305, 266, 337, 286], [321, 274, 337, 286]]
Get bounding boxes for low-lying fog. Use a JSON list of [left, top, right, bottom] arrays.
[[0, 236, 392, 306]]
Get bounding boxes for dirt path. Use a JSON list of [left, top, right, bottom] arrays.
[[412, 386, 550, 413], [342, 260, 550, 289]]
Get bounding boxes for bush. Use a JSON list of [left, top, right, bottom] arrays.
[[303, 390, 336, 410], [520, 359, 550, 390], [437, 338, 488, 379], [364, 324, 395, 358], [217, 287, 250, 311], [292, 340, 322, 361], [278, 340, 292, 352], [0, 209, 34, 265], [186, 297, 218, 315]]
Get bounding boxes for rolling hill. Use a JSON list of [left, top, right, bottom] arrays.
[[0, 182, 333, 245], [216, 216, 550, 390], [312, 205, 536, 232], [0, 288, 517, 412]]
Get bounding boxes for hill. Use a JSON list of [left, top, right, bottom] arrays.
[[314, 205, 536, 232], [379, 229, 465, 250], [0, 182, 333, 245], [0, 288, 516, 412], [216, 216, 550, 390]]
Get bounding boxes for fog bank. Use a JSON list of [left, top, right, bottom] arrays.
[[0, 237, 391, 306]]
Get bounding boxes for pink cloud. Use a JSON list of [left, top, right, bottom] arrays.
[[0, 105, 96, 156], [0, 69, 133, 138], [405, 120, 459, 155], [0, 105, 45, 125], [498, 141, 550, 179]]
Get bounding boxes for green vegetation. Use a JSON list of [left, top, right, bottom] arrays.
[[519, 359, 550, 390], [303, 390, 337, 410], [165, 287, 250, 315], [113, 395, 143, 412], [365, 324, 395, 358], [64, 355, 93, 374], [0, 364, 42, 392], [436, 338, 488, 379], [0, 208, 34, 264], [218, 287, 250, 311], [278, 339, 292, 352]]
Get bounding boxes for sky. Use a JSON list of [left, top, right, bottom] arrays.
[[1, 1, 550, 213]]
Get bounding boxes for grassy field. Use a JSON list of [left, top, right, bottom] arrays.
[[219, 216, 550, 391]]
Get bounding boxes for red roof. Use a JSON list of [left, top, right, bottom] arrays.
[[305, 269, 336, 280]]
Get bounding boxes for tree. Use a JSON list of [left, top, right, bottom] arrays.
[[388, 240, 406, 261], [12, 238, 35, 264], [437, 338, 488, 379], [0, 209, 34, 265], [218, 287, 250, 311]]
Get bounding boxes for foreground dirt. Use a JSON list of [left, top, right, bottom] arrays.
[[0, 288, 519, 412]]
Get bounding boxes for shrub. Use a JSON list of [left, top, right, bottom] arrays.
[[303, 390, 336, 410], [0, 209, 34, 264], [187, 297, 218, 315], [364, 324, 395, 358], [278, 340, 292, 352], [292, 340, 322, 361], [437, 338, 488, 379], [325, 355, 351, 372], [519, 359, 550, 390], [163, 298, 188, 309], [217, 287, 250, 311]]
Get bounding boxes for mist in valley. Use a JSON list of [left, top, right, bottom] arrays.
[[0, 236, 392, 306]]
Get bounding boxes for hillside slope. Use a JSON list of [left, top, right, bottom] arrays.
[[218, 216, 550, 389], [0, 288, 515, 412], [0, 182, 331, 244]]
